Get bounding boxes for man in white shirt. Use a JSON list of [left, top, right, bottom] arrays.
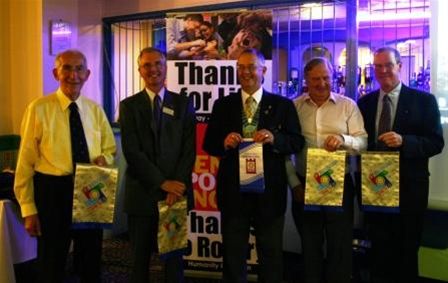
[[14, 49, 116, 283], [288, 57, 367, 283]]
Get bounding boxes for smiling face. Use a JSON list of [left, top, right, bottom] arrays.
[[373, 50, 402, 93], [305, 62, 332, 106], [138, 50, 167, 93], [237, 51, 266, 94], [53, 51, 90, 101]]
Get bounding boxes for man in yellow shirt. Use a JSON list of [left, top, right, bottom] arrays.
[[14, 49, 116, 283]]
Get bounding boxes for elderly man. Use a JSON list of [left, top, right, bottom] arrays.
[[287, 57, 367, 283], [14, 49, 116, 283], [358, 47, 444, 283], [203, 48, 304, 283]]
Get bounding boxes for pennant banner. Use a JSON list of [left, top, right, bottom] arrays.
[[361, 151, 400, 212], [305, 148, 346, 210], [158, 197, 188, 259], [72, 164, 118, 228], [239, 140, 264, 193]]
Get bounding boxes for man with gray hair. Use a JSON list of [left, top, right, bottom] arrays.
[[204, 48, 304, 283], [288, 57, 367, 283], [119, 47, 196, 283], [358, 46, 444, 283], [14, 49, 116, 282]]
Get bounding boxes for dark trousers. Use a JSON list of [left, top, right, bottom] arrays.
[[221, 207, 285, 283], [291, 174, 354, 283], [33, 172, 103, 283], [367, 212, 424, 283], [127, 215, 184, 283]]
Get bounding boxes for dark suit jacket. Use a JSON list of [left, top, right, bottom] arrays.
[[358, 84, 444, 213], [119, 89, 196, 216], [203, 90, 304, 218]]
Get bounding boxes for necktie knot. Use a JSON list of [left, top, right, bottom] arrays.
[[69, 102, 78, 111]]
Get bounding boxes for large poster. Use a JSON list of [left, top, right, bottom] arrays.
[[166, 10, 273, 277]]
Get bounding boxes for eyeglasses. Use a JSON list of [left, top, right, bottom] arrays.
[[237, 64, 263, 72], [60, 65, 87, 74], [374, 63, 397, 71], [140, 61, 165, 71]]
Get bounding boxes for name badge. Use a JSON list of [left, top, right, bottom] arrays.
[[162, 107, 174, 116]]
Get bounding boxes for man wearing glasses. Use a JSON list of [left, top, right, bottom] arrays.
[[358, 46, 444, 283], [119, 47, 196, 283], [14, 49, 116, 282], [203, 48, 304, 283]]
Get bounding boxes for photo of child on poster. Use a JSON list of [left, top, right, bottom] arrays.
[[166, 10, 272, 60]]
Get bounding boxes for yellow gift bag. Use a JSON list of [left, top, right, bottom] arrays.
[[361, 151, 399, 212], [305, 148, 346, 210]]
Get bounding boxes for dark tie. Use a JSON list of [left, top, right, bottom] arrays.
[[69, 103, 90, 166], [153, 95, 162, 131], [378, 94, 392, 135], [377, 94, 392, 149]]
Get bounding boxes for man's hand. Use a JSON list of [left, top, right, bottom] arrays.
[[224, 132, 242, 149], [93, 155, 107, 166], [378, 131, 402, 148], [161, 180, 186, 197], [253, 129, 274, 144], [24, 214, 41, 237], [165, 192, 181, 206], [292, 184, 305, 203], [324, 134, 344, 152]]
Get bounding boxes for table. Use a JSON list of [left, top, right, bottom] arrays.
[[0, 200, 37, 283]]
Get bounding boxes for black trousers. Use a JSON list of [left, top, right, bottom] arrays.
[[33, 172, 103, 283], [291, 173, 354, 283], [221, 202, 285, 283], [367, 212, 424, 283], [127, 215, 184, 283]]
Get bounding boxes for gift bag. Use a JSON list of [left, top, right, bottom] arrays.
[[361, 151, 399, 212], [72, 163, 118, 229], [305, 148, 346, 210], [158, 197, 188, 259]]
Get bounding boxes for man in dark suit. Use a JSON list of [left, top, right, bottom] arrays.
[[119, 47, 196, 283], [357, 47, 444, 283], [203, 48, 304, 283]]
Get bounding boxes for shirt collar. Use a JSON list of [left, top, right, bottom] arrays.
[[145, 87, 165, 102], [241, 87, 263, 105], [380, 82, 401, 100], [303, 92, 337, 106], [57, 88, 85, 113]]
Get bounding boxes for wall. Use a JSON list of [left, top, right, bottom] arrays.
[[42, 0, 78, 95], [42, 0, 106, 106], [0, 0, 43, 135]]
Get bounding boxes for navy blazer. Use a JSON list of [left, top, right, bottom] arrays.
[[203, 90, 304, 218], [358, 84, 444, 213], [119, 89, 196, 216]]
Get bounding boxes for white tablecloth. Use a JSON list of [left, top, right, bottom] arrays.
[[0, 200, 37, 283]]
